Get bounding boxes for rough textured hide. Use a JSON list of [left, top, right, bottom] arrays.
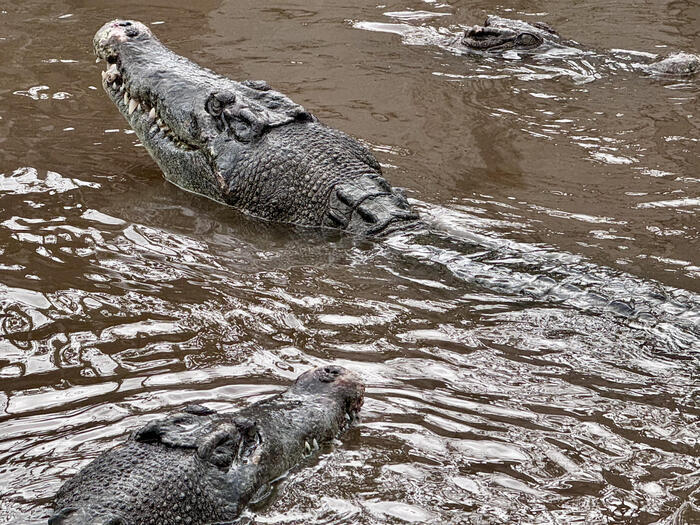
[[457, 15, 700, 77], [93, 20, 419, 235], [50, 366, 364, 525]]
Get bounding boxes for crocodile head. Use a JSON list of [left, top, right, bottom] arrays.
[[49, 365, 364, 525], [92, 20, 313, 207], [460, 15, 561, 53], [93, 20, 418, 234], [246, 364, 366, 474]]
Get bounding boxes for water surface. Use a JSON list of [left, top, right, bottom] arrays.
[[1, 1, 698, 524]]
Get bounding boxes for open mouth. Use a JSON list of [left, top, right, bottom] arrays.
[[299, 403, 361, 457], [95, 56, 197, 152], [344, 395, 363, 428]]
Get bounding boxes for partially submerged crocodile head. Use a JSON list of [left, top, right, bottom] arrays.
[[459, 15, 700, 77], [460, 15, 564, 54], [50, 365, 364, 525], [93, 20, 418, 235]]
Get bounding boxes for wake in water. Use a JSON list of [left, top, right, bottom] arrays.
[[379, 201, 700, 353]]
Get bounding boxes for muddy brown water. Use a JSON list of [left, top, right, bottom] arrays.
[[1, 1, 699, 524]]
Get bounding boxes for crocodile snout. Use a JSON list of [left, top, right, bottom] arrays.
[[93, 19, 153, 60]]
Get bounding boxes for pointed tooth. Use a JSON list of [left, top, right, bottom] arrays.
[[101, 70, 107, 80], [123, 92, 129, 105], [111, 81, 118, 90], [345, 412, 351, 421], [107, 63, 118, 74], [128, 98, 138, 115], [312, 438, 318, 450], [304, 441, 311, 452], [119, 84, 125, 93], [136, 102, 142, 113], [148, 108, 156, 120], [95, 57, 100, 63]]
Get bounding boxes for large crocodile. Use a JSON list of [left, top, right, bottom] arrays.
[[92, 20, 699, 345], [93, 20, 418, 236], [457, 15, 700, 77], [50, 365, 364, 525]]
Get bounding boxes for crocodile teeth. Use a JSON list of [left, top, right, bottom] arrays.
[[148, 107, 156, 121], [119, 84, 125, 93], [128, 98, 138, 115], [304, 441, 311, 452], [312, 438, 319, 450], [112, 81, 118, 90], [102, 63, 120, 83], [123, 92, 129, 106], [95, 57, 100, 63], [345, 412, 351, 421]]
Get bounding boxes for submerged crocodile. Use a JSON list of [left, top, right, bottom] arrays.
[[457, 15, 700, 77], [354, 14, 700, 79], [93, 20, 418, 236], [50, 365, 364, 525]]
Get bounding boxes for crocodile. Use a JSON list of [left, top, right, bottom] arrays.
[[456, 15, 700, 77], [92, 20, 699, 345], [93, 20, 419, 236], [354, 14, 700, 79], [49, 365, 364, 525]]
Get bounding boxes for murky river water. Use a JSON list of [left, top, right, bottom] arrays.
[[1, 1, 699, 523]]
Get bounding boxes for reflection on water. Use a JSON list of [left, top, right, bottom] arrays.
[[1, 1, 698, 524]]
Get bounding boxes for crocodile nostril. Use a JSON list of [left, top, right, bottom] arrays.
[[118, 21, 133, 27], [324, 365, 342, 376]]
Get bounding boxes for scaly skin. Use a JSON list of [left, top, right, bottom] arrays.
[[50, 365, 364, 525], [459, 15, 565, 53], [93, 20, 418, 235]]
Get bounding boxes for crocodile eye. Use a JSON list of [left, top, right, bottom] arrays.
[[206, 94, 224, 117], [516, 33, 542, 48], [206, 92, 237, 131]]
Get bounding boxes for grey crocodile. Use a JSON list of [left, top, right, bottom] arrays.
[[354, 15, 699, 80], [92, 20, 699, 343], [456, 15, 700, 77], [93, 20, 418, 236], [50, 365, 364, 525]]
